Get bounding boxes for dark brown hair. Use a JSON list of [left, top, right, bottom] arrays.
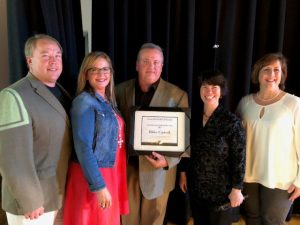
[[198, 70, 228, 96]]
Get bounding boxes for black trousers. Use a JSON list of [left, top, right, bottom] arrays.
[[163, 179, 191, 225], [189, 194, 239, 225]]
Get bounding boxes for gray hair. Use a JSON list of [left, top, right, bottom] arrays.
[[137, 43, 164, 62]]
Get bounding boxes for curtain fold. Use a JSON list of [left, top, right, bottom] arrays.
[[91, 0, 300, 111], [7, 0, 84, 95]]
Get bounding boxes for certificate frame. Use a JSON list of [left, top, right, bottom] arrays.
[[130, 107, 190, 157]]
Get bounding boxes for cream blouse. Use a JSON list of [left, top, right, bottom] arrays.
[[236, 93, 300, 190]]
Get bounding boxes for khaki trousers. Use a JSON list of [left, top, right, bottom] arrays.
[[121, 163, 170, 225]]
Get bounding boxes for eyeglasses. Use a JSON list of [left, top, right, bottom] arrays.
[[87, 67, 111, 75], [139, 59, 163, 67]]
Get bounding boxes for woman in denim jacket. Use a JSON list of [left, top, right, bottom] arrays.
[[63, 52, 129, 225]]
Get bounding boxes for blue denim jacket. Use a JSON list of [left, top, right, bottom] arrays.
[[71, 91, 118, 192]]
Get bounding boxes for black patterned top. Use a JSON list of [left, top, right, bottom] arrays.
[[186, 105, 246, 205]]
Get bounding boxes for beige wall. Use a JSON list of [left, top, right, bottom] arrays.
[[0, 0, 9, 90], [80, 0, 92, 53]]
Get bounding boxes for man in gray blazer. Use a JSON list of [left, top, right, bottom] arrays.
[[0, 34, 72, 225], [116, 43, 189, 225]]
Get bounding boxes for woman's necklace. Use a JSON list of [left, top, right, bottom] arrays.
[[256, 90, 281, 102], [203, 112, 211, 119], [203, 111, 212, 126], [115, 113, 124, 148]]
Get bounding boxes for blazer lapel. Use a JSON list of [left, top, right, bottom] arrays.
[[125, 79, 135, 107], [27, 73, 71, 127], [149, 78, 166, 106]]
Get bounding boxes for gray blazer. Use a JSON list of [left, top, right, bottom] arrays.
[[0, 73, 72, 214], [116, 78, 189, 199]]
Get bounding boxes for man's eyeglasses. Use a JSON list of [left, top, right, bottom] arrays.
[[87, 67, 111, 75], [139, 59, 163, 67]]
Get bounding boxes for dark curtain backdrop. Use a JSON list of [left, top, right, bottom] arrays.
[[91, 0, 300, 217], [6, 0, 85, 95], [92, 0, 300, 112]]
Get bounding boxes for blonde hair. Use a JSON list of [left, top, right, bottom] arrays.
[[76, 51, 117, 107]]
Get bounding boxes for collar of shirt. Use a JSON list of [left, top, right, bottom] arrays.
[[135, 79, 160, 106]]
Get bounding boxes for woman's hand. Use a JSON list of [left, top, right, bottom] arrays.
[[228, 188, 244, 207], [179, 172, 188, 193], [97, 187, 112, 209], [288, 184, 300, 201]]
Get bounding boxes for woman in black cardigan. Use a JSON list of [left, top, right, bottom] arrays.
[[179, 70, 246, 225]]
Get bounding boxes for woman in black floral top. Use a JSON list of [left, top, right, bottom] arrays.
[[179, 70, 246, 225]]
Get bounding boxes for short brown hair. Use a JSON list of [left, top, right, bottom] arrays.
[[24, 34, 63, 57]]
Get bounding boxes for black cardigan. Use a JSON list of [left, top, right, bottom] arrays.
[[184, 105, 246, 205]]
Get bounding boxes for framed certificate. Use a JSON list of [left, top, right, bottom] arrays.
[[130, 107, 190, 157]]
